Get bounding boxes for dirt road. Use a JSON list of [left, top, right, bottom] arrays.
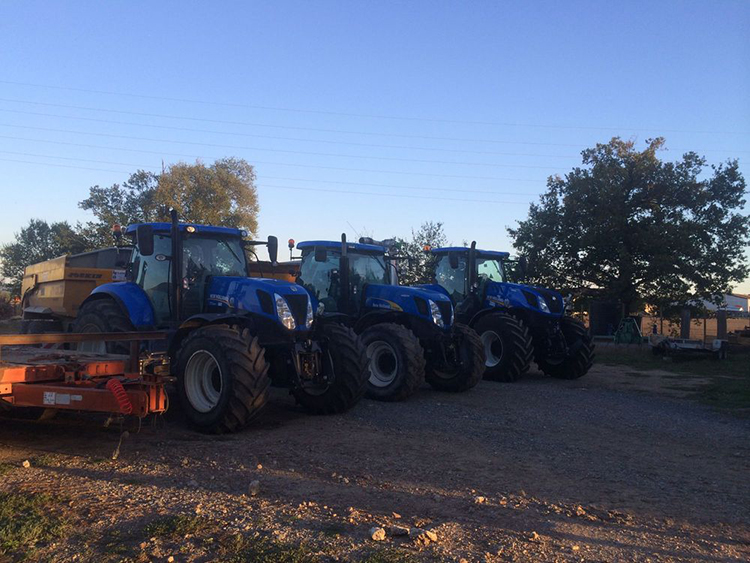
[[1, 363, 748, 562]]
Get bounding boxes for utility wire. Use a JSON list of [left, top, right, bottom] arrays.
[[0, 134, 546, 181], [0, 124, 564, 170], [1, 98, 747, 154], [0, 150, 543, 196], [0, 108, 583, 159], [2, 79, 748, 135], [0, 158, 534, 204]]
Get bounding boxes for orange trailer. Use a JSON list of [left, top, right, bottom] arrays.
[[0, 332, 169, 419]]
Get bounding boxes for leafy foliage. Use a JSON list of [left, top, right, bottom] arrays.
[[0, 219, 90, 295], [79, 158, 260, 239], [508, 138, 750, 313], [391, 221, 449, 285]]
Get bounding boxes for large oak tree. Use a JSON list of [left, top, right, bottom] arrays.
[[508, 138, 749, 314]]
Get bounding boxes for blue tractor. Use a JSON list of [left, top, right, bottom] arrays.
[[60, 213, 368, 433], [425, 243, 594, 381], [293, 235, 484, 401]]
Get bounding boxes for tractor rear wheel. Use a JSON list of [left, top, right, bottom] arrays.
[[473, 312, 533, 382], [535, 316, 594, 379], [425, 323, 485, 392], [360, 323, 425, 401], [293, 323, 368, 414], [72, 299, 134, 354], [176, 325, 270, 433]]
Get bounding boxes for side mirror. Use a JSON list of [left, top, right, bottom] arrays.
[[267, 235, 278, 264], [136, 225, 154, 257], [314, 246, 327, 262], [449, 252, 459, 269], [517, 256, 528, 279]]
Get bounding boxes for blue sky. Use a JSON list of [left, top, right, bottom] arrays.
[[1, 0, 749, 291]]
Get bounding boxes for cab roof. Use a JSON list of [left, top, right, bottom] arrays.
[[431, 247, 510, 260], [296, 240, 386, 254], [125, 223, 245, 237]]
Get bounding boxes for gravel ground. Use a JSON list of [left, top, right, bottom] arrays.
[[1, 363, 748, 562]]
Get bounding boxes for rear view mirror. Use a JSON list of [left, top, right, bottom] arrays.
[[267, 235, 278, 264], [314, 246, 327, 262], [136, 225, 154, 256], [449, 252, 459, 269]]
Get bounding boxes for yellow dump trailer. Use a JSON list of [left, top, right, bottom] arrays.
[[21, 248, 132, 323], [247, 260, 300, 283]]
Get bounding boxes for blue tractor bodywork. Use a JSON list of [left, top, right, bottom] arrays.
[[65, 216, 368, 432], [294, 236, 484, 400], [428, 244, 593, 380]]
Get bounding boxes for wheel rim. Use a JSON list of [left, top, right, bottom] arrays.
[[366, 341, 399, 387], [481, 330, 504, 367], [184, 350, 223, 413], [76, 323, 107, 354]]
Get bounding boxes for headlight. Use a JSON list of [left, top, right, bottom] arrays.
[[537, 295, 551, 313], [429, 299, 444, 328], [274, 293, 296, 330], [305, 298, 314, 329]]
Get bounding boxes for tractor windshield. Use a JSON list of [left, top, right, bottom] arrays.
[[434, 254, 468, 302], [183, 235, 247, 278], [298, 249, 389, 313]]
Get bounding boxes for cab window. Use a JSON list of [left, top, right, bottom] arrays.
[[132, 234, 173, 326], [434, 255, 467, 302], [477, 258, 505, 283]]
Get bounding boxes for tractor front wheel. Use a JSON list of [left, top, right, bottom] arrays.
[[473, 312, 533, 382], [72, 299, 134, 354], [425, 323, 485, 392], [293, 323, 369, 414], [176, 325, 271, 433], [361, 323, 425, 401], [535, 316, 594, 380]]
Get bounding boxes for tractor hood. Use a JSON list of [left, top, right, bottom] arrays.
[[484, 281, 565, 317], [207, 276, 312, 330], [363, 284, 454, 329]]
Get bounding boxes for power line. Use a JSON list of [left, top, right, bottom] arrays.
[[0, 108, 583, 159], [1, 98, 748, 155], [0, 158, 535, 204], [2, 79, 748, 135], [0, 124, 564, 170], [0, 134, 546, 181], [0, 150, 543, 196]]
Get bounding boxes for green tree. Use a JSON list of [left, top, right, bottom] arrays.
[[156, 158, 260, 235], [508, 137, 750, 314], [392, 221, 449, 285], [0, 219, 89, 295], [78, 158, 260, 237]]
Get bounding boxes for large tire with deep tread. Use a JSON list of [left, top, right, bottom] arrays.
[[360, 323, 426, 401], [535, 316, 594, 379], [72, 299, 134, 354], [176, 325, 270, 433], [425, 323, 485, 392], [473, 312, 533, 382], [293, 323, 368, 414]]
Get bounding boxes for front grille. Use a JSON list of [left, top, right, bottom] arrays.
[[284, 294, 309, 326], [436, 300, 453, 324]]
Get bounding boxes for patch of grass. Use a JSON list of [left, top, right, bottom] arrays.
[[0, 463, 14, 475], [30, 454, 57, 467], [142, 514, 212, 540], [217, 532, 317, 563], [361, 548, 419, 563], [598, 346, 750, 413], [0, 492, 68, 556]]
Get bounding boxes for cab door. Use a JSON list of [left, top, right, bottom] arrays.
[[131, 233, 174, 326]]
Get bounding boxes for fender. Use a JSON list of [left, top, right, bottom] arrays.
[[84, 282, 155, 328], [354, 309, 443, 341]]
